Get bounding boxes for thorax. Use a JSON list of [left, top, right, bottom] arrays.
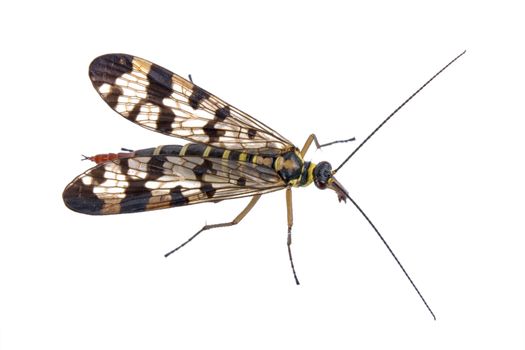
[[273, 150, 315, 187]]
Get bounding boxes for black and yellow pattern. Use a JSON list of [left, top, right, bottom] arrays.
[[63, 51, 465, 313], [88, 54, 292, 153], [64, 144, 286, 215], [64, 54, 347, 216]]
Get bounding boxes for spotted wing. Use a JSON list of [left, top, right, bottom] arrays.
[[89, 54, 294, 154], [63, 154, 285, 215]]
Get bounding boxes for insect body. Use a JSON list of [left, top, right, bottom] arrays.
[[65, 143, 341, 215], [63, 52, 465, 319]]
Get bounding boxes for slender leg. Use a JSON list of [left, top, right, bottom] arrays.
[[165, 195, 261, 257], [300, 134, 318, 157], [286, 188, 300, 285], [300, 134, 355, 158]]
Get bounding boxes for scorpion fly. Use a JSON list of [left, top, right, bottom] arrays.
[[63, 51, 466, 319]]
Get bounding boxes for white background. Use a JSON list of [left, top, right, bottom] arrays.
[[1, 1, 524, 349]]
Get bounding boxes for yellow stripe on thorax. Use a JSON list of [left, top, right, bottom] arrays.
[[306, 162, 316, 186]]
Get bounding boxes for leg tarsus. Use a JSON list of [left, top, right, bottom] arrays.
[[286, 188, 300, 285], [164, 195, 261, 257], [287, 232, 300, 285], [164, 227, 205, 257], [318, 137, 356, 148], [301, 134, 355, 157]]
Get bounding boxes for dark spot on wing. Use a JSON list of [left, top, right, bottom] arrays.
[[200, 183, 216, 198], [146, 63, 174, 105], [123, 180, 148, 194], [203, 121, 226, 143], [188, 85, 210, 109], [156, 106, 177, 133], [146, 156, 166, 180], [63, 166, 106, 215], [208, 159, 219, 175], [118, 158, 130, 175], [214, 106, 230, 121], [120, 180, 151, 213], [236, 177, 246, 186], [192, 159, 217, 180], [89, 54, 134, 88], [192, 164, 206, 180], [63, 185, 105, 215], [248, 128, 257, 139], [127, 100, 144, 121], [105, 86, 124, 109], [170, 186, 189, 206], [89, 165, 107, 186]]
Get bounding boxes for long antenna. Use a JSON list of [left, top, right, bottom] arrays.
[[344, 189, 436, 320], [333, 179, 436, 321], [334, 50, 466, 173]]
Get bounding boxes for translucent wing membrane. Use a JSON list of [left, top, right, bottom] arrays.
[[89, 54, 294, 153], [63, 145, 286, 215]]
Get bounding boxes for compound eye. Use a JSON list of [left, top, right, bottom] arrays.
[[321, 167, 331, 178], [313, 161, 332, 190]]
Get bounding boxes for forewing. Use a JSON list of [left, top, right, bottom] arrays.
[[89, 54, 293, 153], [63, 155, 285, 215]]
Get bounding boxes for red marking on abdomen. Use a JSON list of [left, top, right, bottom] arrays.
[[86, 152, 135, 164]]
